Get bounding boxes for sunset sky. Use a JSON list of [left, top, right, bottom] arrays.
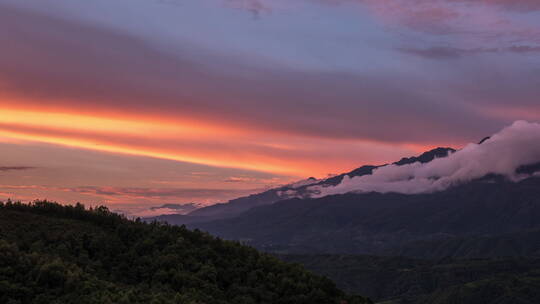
[[1, 0, 539, 216]]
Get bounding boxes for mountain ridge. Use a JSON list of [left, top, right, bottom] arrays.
[[149, 147, 456, 225], [194, 174, 540, 257], [151, 122, 540, 258]]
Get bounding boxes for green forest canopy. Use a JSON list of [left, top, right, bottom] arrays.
[[0, 200, 370, 304]]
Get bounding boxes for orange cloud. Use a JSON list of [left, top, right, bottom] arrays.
[[0, 106, 243, 139], [0, 102, 418, 177]]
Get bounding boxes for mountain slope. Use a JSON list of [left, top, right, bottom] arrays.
[[151, 147, 455, 225], [280, 254, 540, 304], [388, 228, 540, 259], [157, 122, 540, 258], [0, 201, 370, 304], [195, 176, 540, 256]]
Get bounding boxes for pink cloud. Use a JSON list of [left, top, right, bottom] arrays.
[[471, 0, 540, 11], [322, 0, 540, 42]]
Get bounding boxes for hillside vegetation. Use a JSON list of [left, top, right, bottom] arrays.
[[0, 201, 370, 304], [281, 254, 540, 304]]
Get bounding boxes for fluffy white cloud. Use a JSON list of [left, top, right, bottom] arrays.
[[309, 121, 540, 196]]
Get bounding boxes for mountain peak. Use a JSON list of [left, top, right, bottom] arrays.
[[394, 147, 455, 166], [478, 136, 491, 144]]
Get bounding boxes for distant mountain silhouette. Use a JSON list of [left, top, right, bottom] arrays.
[[393, 147, 456, 166], [150, 133, 540, 259], [148, 147, 455, 225], [194, 175, 540, 257]]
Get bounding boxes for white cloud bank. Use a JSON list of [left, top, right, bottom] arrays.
[[308, 121, 540, 197]]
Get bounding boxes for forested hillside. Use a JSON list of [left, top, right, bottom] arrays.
[[281, 255, 540, 304], [0, 201, 370, 304]]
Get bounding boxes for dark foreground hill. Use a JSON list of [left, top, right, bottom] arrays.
[[196, 176, 540, 257], [0, 201, 370, 304], [281, 254, 540, 304]]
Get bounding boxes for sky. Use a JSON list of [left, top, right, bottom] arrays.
[[0, 0, 539, 216]]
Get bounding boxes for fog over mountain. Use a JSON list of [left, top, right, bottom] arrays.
[[149, 121, 540, 227], [307, 120, 540, 196], [146, 120, 540, 258], [149, 145, 455, 225]]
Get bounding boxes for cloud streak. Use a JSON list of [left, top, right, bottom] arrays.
[[0, 184, 258, 204], [226, 0, 272, 17], [60, 186, 253, 200], [149, 203, 200, 212], [399, 46, 540, 59], [0, 166, 35, 172]]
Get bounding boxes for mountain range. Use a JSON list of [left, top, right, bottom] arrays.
[[149, 121, 540, 259], [196, 175, 540, 257], [149, 147, 455, 226]]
